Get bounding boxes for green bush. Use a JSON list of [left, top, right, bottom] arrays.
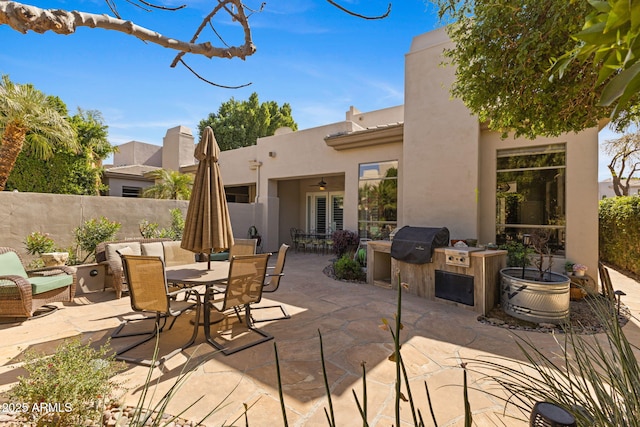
[[139, 209, 185, 240], [23, 231, 56, 256], [599, 196, 640, 275], [333, 254, 365, 281], [9, 339, 122, 426], [74, 216, 121, 263]]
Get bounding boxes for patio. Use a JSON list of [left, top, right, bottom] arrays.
[[1, 252, 639, 426]]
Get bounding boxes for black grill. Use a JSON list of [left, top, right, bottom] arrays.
[[391, 226, 450, 264]]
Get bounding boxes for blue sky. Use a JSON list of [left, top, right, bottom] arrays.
[[0, 0, 620, 179]]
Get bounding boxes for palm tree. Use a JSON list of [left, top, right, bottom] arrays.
[[143, 169, 193, 200], [0, 75, 77, 191]]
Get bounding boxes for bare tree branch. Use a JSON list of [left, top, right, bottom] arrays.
[[177, 59, 252, 89], [326, 0, 391, 20], [0, 1, 256, 60]]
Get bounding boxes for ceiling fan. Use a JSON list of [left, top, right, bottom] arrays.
[[309, 177, 327, 190]]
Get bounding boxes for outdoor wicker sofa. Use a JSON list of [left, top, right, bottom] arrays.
[[95, 238, 197, 298], [0, 247, 76, 319]]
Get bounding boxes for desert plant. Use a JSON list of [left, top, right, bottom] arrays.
[[138, 209, 185, 241], [331, 229, 359, 258], [74, 216, 121, 263], [23, 231, 56, 255], [466, 296, 638, 425], [528, 228, 555, 280], [9, 338, 123, 426], [333, 254, 365, 281]]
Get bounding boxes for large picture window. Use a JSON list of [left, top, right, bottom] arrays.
[[496, 144, 566, 254], [358, 160, 398, 239]]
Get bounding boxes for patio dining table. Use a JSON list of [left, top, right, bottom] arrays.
[[165, 261, 230, 346]]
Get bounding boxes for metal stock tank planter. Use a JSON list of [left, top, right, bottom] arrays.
[[500, 268, 571, 325]]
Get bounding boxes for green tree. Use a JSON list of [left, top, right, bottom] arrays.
[[198, 92, 298, 151], [142, 169, 193, 200], [0, 74, 76, 191], [434, 0, 640, 139], [551, 0, 640, 122], [7, 107, 116, 195]]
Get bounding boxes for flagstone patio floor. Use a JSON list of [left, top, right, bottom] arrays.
[[1, 252, 639, 426]]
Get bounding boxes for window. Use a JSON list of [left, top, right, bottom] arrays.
[[225, 185, 255, 203], [496, 144, 565, 254], [122, 186, 141, 198], [358, 160, 398, 239]]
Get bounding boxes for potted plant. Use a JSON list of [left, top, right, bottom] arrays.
[[499, 229, 571, 324], [572, 263, 588, 277], [24, 231, 68, 267]]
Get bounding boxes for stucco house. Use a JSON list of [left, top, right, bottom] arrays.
[[207, 27, 599, 274], [599, 178, 640, 199], [103, 27, 599, 274], [102, 126, 196, 197]]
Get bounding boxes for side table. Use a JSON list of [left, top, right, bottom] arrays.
[[73, 263, 106, 294]]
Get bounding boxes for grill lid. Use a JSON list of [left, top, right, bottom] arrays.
[[391, 226, 450, 264]]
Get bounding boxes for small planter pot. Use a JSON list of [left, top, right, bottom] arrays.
[[41, 252, 69, 267], [500, 268, 571, 325]]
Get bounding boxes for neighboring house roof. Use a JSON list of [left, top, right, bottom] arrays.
[[103, 165, 161, 181], [324, 122, 404, 150]]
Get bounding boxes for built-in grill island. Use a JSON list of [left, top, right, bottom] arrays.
[[367, 226, 507, 315]]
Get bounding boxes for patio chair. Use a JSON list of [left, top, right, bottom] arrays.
[[598, 262, 615, 301], [290, 228, 304, 253], [229, 238, 257, 258], [111, 255, 200, 366], [251, 244, 291, 323], [207, 253, 271, 355], [0, 247, 76, 319]]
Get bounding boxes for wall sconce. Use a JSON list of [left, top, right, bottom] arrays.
[[268, 151, 276, 158]]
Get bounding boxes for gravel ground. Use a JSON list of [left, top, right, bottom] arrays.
[[478, 296, 630, 334]]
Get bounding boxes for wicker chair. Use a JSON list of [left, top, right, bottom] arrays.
[[112, 255, 200, 366], [0, 247, 76, 319], [207, 253, 271, 355], [251, 244, 291, 323]]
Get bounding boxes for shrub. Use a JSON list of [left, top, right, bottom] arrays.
[[139, 208, 185, 241], [331, 229, 359, 257], [74, 216, 121, 263], [499, 240, 534, 268], [599, 195, 640, 275], [333, 254, 365, 281], [23, 231, 56, 256], [9, 339, 123, 426]]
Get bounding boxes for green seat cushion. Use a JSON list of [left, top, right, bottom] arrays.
[[28, 275, 73, 295], [209, 252, 229, 261], [0, 252, 28, 278]]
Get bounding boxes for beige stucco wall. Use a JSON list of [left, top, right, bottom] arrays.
[[162, 125, 196, 170], [114, 141, 162, 167], [402, 27, 481, 239], [0, 192, 257, 263]]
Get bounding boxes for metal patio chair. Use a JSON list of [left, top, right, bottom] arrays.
[[112, 255, 200, 366], [251, 244, 291, 323], [207, 253, 272, 355]]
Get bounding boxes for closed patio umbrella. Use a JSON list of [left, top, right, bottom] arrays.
[[181, 126, 234, 269]]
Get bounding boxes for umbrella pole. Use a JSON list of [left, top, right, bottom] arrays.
[[207, 251, 211, 270]]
